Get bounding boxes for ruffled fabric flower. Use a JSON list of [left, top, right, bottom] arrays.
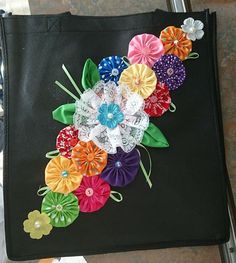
[[41, 192, 79, 227], [119, 64, 157, 99], [23, 210, 52, 239], [97, 103, 124, 129], [73, 80, 149, 154], [127, 33, 164, 68], [98, 56, 127, 84], [181, 17, 204, 41], [74, 175, 110, 213], [159, 26, 192, 60], [45, 156, 83, 194], [101, 147, 140, 187], [152, 54, 186, 91], [144, 82, 171, 117], [72, 141, 107, 176], [56, 125, 79, 159]]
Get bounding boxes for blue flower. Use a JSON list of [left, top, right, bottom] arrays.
[[97, 103, 124, 129], [98, 56, 128, 84]]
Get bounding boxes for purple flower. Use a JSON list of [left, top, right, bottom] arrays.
[[101, 148, 140, 187], [152, 54, 186, 91]]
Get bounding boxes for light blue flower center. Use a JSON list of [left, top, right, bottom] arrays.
[[97, 103, 124, 129], [115, 161, 122, 168], [61, 170, 69, 177], [111, 68, 119, 76]]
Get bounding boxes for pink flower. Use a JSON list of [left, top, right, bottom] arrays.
[[127, 33, 164, 68], [74, 175, 110, 213]]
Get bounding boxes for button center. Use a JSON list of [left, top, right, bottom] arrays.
[[85, 188, 94, 197]]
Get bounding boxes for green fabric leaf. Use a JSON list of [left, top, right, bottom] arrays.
[[41, 192, 79, 228], [81, 58, 100, 90], [52, 103, 75, 125], [142, 122, 169, 148]]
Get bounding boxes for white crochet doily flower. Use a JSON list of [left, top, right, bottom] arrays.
[[181, 17, 204, 41], [73, 80, 149, 154]]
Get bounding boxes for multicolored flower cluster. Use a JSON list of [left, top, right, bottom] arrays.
[[23, 17, 204, 239]]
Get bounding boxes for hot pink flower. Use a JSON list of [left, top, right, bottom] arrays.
[[74, 175, 110, 213], [127, 33, 164, 68]]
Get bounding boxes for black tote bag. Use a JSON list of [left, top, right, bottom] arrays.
[[0, 8, 229, 261]]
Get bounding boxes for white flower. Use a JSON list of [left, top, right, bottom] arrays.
[[73, 81, 149, 154], [181, 17, 204, 41]]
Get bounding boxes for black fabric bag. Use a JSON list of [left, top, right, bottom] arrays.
[[0, 8, 229, 261]]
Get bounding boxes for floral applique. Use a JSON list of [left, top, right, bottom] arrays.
[[23, 16, 204, 239]]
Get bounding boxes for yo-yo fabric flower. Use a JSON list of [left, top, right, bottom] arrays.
[[144, 82, 171, 117], [45, 156, 82, 194], [119, 64, 157, 99], [23, 210, 52, 239], [159, 26, 192, 60], [73, 80, 149, 154], [101, 147, 140, 187], [152, 54, 186, 91], [98, 56, 127, 84], [181, 17, 204, 41], [72, 141, 108, 176], [127, 33, 164, 68], [41, 191, 79, 227], [74, 175, 110, 213], [56, 125, 79, 159]]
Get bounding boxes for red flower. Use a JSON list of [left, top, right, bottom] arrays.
[[144, 82, 171, 117], [74, 175, 110, 213], [56, 125, 79, 158]]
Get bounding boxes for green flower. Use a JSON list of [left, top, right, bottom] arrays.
[[41, 191, 79, 227]]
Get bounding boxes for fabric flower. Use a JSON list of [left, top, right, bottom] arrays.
[[74, 175, 110, 213], [119, 64, 157, 99], [72, 141, 107, 176], [56, 125, 79, 159], [23, 210, 52, 239], [144, 82, 171, 117], [152, 54, 186, 91], [101, 147, 140, 187], [45, 156, 83, 194], [73, 80, 149, 154], [41, 192, 79, 227], [98, 56, 127, 84], [159, 26, 192, 60], [181, 17, 204, 41], [127, 33, 164, 67], [97, 103, 124, 129]]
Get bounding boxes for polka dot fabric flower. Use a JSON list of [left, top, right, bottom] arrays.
[[160, 26, 192, 61], [98, 56, 127, 84], [101, 148, 140, 187], [23, 210, 52, 239], [119, 64, 157, 99], [72, 141, 108, 176], [127, 33, 164, 68], [152, 54, 186, 91], [41, 192, 79, 227], [144, 82, 171, 117], [45, 156, 83, 194], [74, 175, 110, 213], [56, 125, 79, 159]]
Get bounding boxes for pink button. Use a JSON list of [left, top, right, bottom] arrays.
[[85, 188, 94, 197]]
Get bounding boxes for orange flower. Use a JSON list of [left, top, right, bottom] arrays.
[[72, 141, 107, 176], [45, 156, 82, 194], [160, 26, 192, 60]]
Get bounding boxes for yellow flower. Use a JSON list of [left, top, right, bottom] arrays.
[[23, 210, 52, 239], [119, 64, 157, 99]]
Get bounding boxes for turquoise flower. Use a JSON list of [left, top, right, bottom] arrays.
[[97, 103, 124, 129]]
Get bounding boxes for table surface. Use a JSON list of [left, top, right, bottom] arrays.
[[3, 0, 236, 262]]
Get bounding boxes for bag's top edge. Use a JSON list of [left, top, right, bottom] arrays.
[[2, 9, 210, 35]]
